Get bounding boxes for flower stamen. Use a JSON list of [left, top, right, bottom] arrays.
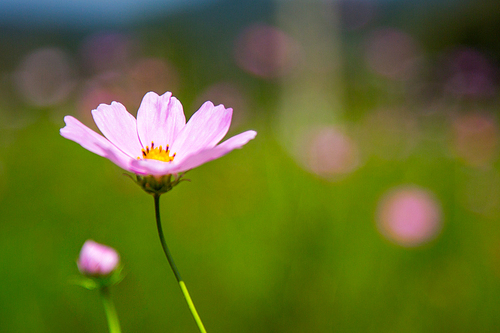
[[139, 141, 175, 162]]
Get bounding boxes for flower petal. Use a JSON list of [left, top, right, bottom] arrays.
[[60, 116, 134, 171], [171, 130, 257, 172], [131, 130, 257, 176], [136, 91, 186, 149], [170, 102, 232, 160], [92, 101, 143, 158]]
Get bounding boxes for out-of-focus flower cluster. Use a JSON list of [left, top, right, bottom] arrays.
[[1, 0, 498, 250]]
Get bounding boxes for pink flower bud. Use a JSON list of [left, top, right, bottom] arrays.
[[77, 240, 120, 276]]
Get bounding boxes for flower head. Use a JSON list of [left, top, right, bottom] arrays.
[[78, 240, 120, 276], [61, 91, 257, 177]]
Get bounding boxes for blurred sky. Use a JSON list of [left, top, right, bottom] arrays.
[[0, 0, 214, 28], [0, 0, 458, 29]]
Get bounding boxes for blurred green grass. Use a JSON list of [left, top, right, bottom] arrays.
[[0, 108, 499, 332]]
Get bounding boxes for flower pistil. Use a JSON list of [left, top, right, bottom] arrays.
[[140, 142, 176, 162]]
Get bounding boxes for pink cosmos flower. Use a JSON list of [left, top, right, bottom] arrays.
[[78, 240, 120, 276], [61, 91, 257, 177]]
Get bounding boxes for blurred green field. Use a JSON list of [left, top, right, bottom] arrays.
[[1, 106, 500, 332], [1, 0, 500, 332]]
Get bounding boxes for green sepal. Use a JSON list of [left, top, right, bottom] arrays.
[[71, 276, 99, 290], [108, 265, 126, 285], [127, 173, 189, 196], [71, 265, 126, 290]]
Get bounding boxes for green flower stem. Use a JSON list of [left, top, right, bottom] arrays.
[[100, 286, 122, 333], [153, 194, 207, 333]]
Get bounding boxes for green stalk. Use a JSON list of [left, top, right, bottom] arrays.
[[100, 286, 122, 333], [154, 194, 207, 333]]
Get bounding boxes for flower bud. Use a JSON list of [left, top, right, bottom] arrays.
[[77, 240, 120, 276]]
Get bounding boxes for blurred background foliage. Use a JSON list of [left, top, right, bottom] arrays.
[[1, 0, 500, 332]]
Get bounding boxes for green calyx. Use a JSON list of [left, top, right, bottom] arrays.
[[131, 173, 188, 195], [72, 265, 125, 290]]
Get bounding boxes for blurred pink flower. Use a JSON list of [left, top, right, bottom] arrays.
[[61, 91, 257, 177], [305, 126, 359, 178], [377, 186, 442, 247], [364, 28, 420, 81], [444, 47, 496, 99], [78, 240, 120, 276], [450, 112, 498, 167], [234, 23, 301, 78]]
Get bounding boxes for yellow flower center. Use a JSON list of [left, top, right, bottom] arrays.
[[139, 142, 175, 162]]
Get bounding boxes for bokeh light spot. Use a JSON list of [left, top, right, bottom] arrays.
[[364, 28, 420, 80], [450, 112, 498, 167], [14, 47, 76, 107], [302, 126, 360, 179], [80, 32, 139, 75], [377, 186, 443, 247], [443, 47, 497, 99], [234, 23, 301, 79], [127, 57, 179, 103]]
